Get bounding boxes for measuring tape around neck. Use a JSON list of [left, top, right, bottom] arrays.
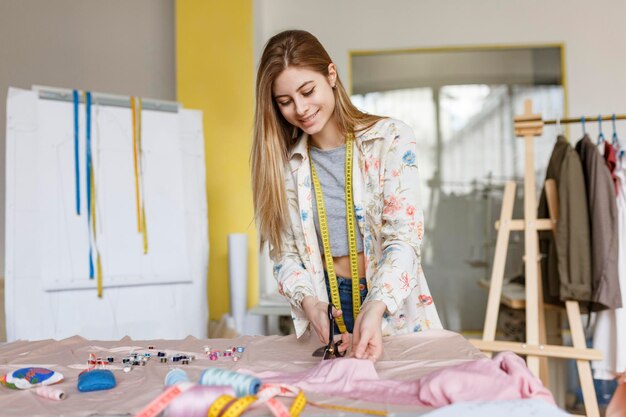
[[309, 134, 361, 334]]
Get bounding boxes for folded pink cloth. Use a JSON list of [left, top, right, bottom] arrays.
[[416, 351, 555, 406], [250, 351, 554, 407]]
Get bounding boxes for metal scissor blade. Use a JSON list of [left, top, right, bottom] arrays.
[[312, 345, 327, 357]]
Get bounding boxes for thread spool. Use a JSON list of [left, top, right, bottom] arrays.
[[198, 368, 261, 398], [165, 385, 235, 417], [165, 369, 190, 386], [33, 386, 66, 401]]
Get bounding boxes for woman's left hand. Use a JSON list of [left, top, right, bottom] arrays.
[[351, 300, 386, 361]]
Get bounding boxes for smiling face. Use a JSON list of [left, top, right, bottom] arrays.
[[272, 64, 338, 142]]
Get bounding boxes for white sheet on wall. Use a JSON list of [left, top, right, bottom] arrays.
[[37, 99, 190, 290], [5, 87, 209, 341]]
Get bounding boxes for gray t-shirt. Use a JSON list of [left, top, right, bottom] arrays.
[[309, 144, 364, 257]]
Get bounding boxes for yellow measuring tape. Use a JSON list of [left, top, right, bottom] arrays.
[[309, 401, 388, 416], [131, 97, 141, 233], [90, 160, 103, 298], [130, 97, 149, 255], [207, 394, 257, 417], [310, 134, 361, 334], [207, 391, 306, 417], [86, 92, 103, 298], [136, 98, 148, 254], [289, 390, 307, 416]]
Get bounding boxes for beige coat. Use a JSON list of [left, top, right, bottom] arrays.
[[576, 135, 621, 311], [538, 135, 592, 306]]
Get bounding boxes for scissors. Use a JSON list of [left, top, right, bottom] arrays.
[[312, 304, 345, 360]]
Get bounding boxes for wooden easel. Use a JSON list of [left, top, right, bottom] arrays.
[[470, 100, 603, 417]]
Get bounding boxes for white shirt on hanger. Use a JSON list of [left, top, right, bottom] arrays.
[[593, 167, 626, 379]]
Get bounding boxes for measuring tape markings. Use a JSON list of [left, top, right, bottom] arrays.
[[134, 382, 193, 417], [133, 382, 306, 417], [257, 383, 306, 417], [310, 134, 361, 333]]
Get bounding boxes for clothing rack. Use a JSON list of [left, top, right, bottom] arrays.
[[544, 114, 626, 125], [470, 100, 604, 417]]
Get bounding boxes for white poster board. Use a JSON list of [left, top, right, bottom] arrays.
[[5, 87, 209, 340], [37, 98, 191, 290]]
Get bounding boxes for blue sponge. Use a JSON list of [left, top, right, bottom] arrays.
[[77, 370, 116, 392]]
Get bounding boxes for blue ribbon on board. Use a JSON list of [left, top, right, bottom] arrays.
[[73, 90, 80, 215], [85, 91, 94, 279]]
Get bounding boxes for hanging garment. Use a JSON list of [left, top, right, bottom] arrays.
[[593, 168, 626, 379], [604, 141, 619, 196], [576, 135, 621, 311], [250, 352, 554, 407], [538, 135, 592, 306]]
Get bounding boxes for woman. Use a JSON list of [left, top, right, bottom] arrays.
[[251, 30, 441, 361]]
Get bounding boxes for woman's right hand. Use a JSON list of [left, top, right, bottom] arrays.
[[301, 296, 342, 344]]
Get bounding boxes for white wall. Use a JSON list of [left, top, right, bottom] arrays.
[[255, 0, 626, 137]]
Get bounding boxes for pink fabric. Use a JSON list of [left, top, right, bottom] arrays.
[[416, 351, 555, 406], [251, 351, 554, 407]]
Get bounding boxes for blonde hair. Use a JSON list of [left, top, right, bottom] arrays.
[[251, 30, 383, 256]]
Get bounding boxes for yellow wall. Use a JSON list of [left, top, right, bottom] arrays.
[[176, 0, 257, 320]]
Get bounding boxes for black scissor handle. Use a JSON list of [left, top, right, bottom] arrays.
[[312, 303, 345, 359]]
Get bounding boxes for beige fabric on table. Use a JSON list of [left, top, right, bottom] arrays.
[[0, 330, 484, 417]]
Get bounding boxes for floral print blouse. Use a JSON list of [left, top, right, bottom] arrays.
[[272, 118, 442, 338]]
